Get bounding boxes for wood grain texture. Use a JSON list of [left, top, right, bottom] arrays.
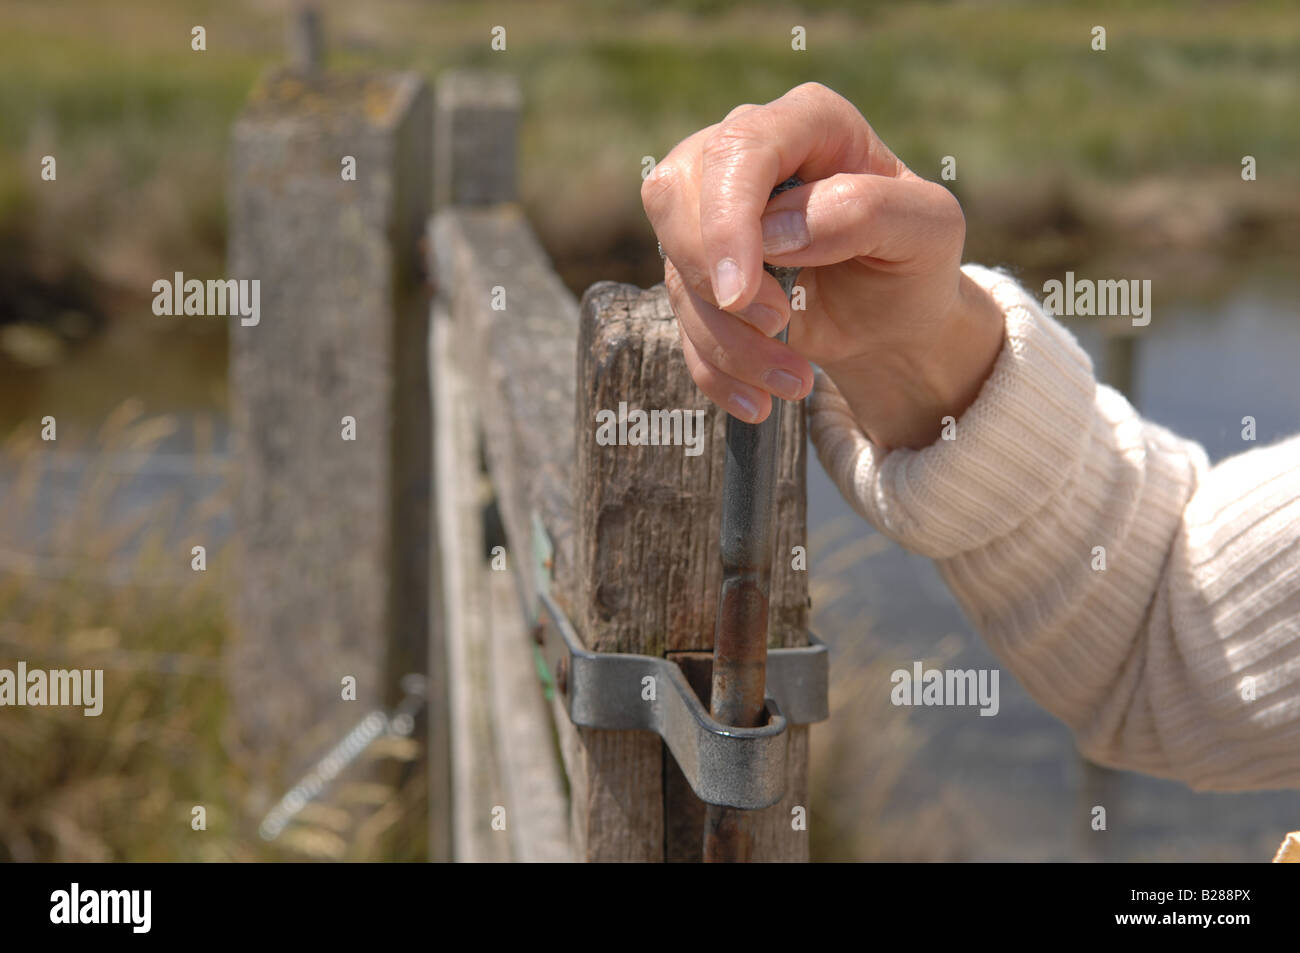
[[432, 306, 509, 862], [430, 214, 812, 861], [487, 565, 573, 862], [576, 282, 808, 655], [434, 298, 571, 859], [577, 282, 810, 862], [429, 207, 577, 615]]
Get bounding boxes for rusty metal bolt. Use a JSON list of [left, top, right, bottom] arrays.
[[531, 620, 546, 646], [554, 656, 568, 695]]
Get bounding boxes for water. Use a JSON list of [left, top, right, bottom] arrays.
[[807, 270, 1300, 861], [4, 268, 1297, 860]]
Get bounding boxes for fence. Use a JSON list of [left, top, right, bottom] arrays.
[[225, 61, 817, 862]]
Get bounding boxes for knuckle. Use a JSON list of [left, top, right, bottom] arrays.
[[793, 81, 837, 104], [689, 270, 716, 302], [828, 174, 861, 207], [640, 160, 679, 215], [690, 358, 721, 393], [930, 179, 961, 214], [663, 260, 686, 297], [928, 182, 966, 240], [723, 102, 760, 122], [665, 257, 712, 304], [702, 122, 762, 162], [823, 173, 877, 222]]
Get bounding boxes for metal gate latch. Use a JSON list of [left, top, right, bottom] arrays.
[[534, 590, 828, 810]]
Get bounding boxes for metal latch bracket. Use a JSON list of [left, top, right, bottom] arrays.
[[534, 589, 828, 810]]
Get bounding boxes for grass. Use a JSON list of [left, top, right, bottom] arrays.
[[0, 404, 426, 861]]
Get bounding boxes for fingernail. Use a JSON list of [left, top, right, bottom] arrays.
[[763, 368, 805, 400], [761, 210, 811, 255], [740, 303, 785, 336], [730, 393, 760, 422], [713, 258, 744, 309]]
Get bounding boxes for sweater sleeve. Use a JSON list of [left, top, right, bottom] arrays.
[[809, 263, 1300, 791]]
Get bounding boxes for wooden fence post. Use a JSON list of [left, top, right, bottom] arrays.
[[572, 283, 811, 862], [435, 71, 521, 207], [225, 67, 436, 849]]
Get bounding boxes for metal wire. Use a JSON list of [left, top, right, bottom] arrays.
[[257, 674, 427, 841]]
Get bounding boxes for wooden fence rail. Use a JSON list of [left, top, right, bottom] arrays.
[[427, 70, 812, 862]]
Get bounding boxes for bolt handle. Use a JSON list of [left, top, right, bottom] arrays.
[[763, 176, 803, 306]]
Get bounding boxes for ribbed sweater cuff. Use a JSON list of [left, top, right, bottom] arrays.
[[808, 264, 1098, 559]]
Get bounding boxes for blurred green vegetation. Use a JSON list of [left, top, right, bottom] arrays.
[[1, 0, 1296, 302], [0, 405, 232, 860], [0, 404, 426, 861]]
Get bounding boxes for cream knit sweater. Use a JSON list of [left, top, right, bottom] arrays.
[[808, 263, 1300, 793]]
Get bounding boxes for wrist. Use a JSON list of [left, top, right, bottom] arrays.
[[820, 270, 1005, 451]]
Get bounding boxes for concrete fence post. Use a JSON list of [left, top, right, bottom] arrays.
[[225, 66, 434, 838]]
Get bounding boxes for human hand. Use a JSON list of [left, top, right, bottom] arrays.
[[641, 82, 1004, 450]]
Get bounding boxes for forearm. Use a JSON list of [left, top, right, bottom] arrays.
[[811, 264, 1300, 790]]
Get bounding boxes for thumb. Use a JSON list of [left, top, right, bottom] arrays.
[[758, 172, 964, 269]]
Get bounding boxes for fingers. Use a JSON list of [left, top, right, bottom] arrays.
[[641, 82, 946, 409], [642, 83, 904, 313], [666, 259, 813, 423], [758, 173, 966, 270], [680, 330, 771, 425], [647, 153, 798, 335], [697, 83, 906, 311]]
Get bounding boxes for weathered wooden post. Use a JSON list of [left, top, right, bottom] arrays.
[[429, 69, 813, 862], [225, 51, 436, 848], [434, 71, 521, 208], [573, 284, 811, 862]]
